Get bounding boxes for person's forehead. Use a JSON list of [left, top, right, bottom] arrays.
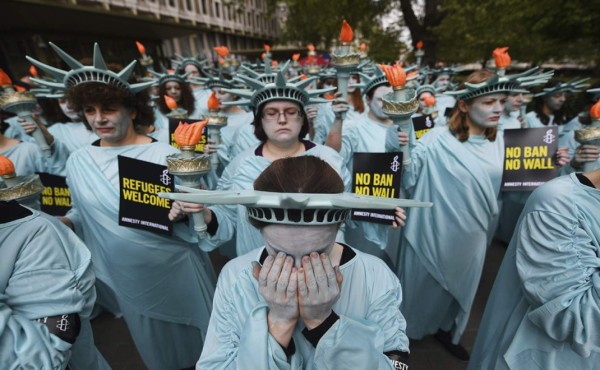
[[263, 100, 300, 110], [184, 64, 199, 71], [165, 81, 180, 87]]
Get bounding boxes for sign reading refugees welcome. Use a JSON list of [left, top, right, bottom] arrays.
[[351, 152, 403, 225], [118, 156, 174, 235], [169, 118, 207, 152], [501, 127, 559, 191], [38, 173, 71, 216], [412, 114, 435, 139]]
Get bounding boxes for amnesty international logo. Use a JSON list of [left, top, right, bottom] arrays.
[[542, 129, 556, 144], [390, 155, 401, 172], [160, 169, 172, 186]]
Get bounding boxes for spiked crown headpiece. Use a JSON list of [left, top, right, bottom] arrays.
[[446, 67, 554, 101], [171, 54, 209, 76], [26, 42, 154, 95], [159, 187, 432, 226], [534, 78, 590, 98], [221, 61, 334, 112]]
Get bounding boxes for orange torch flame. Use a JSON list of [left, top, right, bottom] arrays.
[[207, 92, 220, 111], [359, 42, 367, 52], [299, 74, 308, 81], [292, 53, 300, 61], [0, 155, 16, 177], [416, 40, 423, 49], [307, 44, 315, 52], [217, 57, 225, 65], [590, 99, 600, 120], [423, 95, 436, 107], [493, 47, 511, 69], [164, 95, 178, 110], [339, 20, 354, 43], [214, 46, 230, 57], [0, 68, 13, 86], [173, 120, 208, 147], [379, 63, 406, 89], [135, 41, 146, 55], [264, 44, 271, 52], [308, 55, 315, 65], [261, 52, 266, 60], [29, 65, 38, 78]]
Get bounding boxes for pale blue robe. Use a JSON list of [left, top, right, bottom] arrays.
[[65, 142, 215, 370], [45, 122, 98, 176], [3, 116, 36, 143], [227, 119, 261, 162], [0, 205, 109, 370], [216, 110, 254, 172], [398, 126, 503, 343], [1, 141, 45, 178], [470, 173, 600, 370], [499, 112, 521, 130], [198, 246, 409, 370], [200, 143, 350, 256], [312, 102, 366, 145], [339, 115, 402, 266]]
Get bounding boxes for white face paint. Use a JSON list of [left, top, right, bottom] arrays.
[[261, 224, 338, 268], [347, 75, 359, 93], [83, 103, 135, 145], [418, 92, 434, 111], [368, 85, 393, 120], [545, 92, 566, 112], [466, 93, 507, 128], [434, 74, 450, 91], [504, 93, 524, 113], [261, 100, 304, 146], [58, 98, 81, 121], [165, 81, 182, 102], [213, 87, 236, 103], [184, 64, 201, 79]]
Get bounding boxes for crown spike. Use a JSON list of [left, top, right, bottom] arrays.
[[117, 60, 137, 81], [49, 42, 84, 70], [25, 56, 68, 81], [93, 43, 108, 71]]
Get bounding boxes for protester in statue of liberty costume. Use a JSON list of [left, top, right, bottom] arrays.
[[172, 54, 212, 117], [169, 65, 406, 258], [195, 156, 410, 370], [391, 70, 510, 360], [470, 167, 600, 370], [324, 66, 408, 267], [28, 43, 215, 370], [499, 91, 526, 130], [0, 200, 110, 370]]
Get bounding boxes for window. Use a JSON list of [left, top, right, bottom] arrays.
[[215, 2, 220, 18], [201, 0, 207, 14]]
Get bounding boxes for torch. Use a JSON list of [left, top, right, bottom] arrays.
[[206, 92, 228, 169], [575, 100, 600, 172], [380, 63, 419, 168], [164, 95, 188, 119], [422, 94, 438, 119], [493, 47, 511, 77], [414, 41, 424, 67], [136, 41, 154, 69], [0, 69, 51, 157], [166, 120, 212, 239], [0, 155, 44, 209], [214, 46, 231, 69], [359, 42, 368, 61], [332, 20, 360, 120]]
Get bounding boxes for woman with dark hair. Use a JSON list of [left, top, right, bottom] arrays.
[[169, 68, 405, 258], [28, 43, 215, 370], [175, 156, 411, 369], [392, 69, 510, 360]]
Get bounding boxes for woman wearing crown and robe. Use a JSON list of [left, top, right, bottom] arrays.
[[28, 43, 215, 370], [387, 69, 521, 360], [192, 156, 410, 369], [168, 64, 407, 258]]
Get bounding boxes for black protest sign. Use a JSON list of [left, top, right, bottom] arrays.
[[351, 152, 403, 225], [118, 155, 174, 235], [412, 114, 435, 140], [169, 118, 207, 152], [501, 127, 559, 191], [38, 172, 71, 216], [444, 107, 453, 118]]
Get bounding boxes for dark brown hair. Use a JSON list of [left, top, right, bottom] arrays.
[[448, 69, 498, 142], [249, 156, 344, 229], [533, 79, 567, 125], [252, 102, 310, 142], [37, 98, 70, 125], [156, 80, 195, 116], [66, 82, 154, 133]]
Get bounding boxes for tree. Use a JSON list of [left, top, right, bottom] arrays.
[[398, 0, 446, 66]]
